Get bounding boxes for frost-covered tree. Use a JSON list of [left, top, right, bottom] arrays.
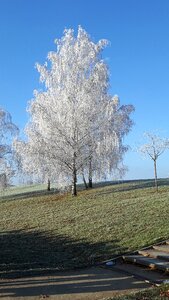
[[138, 132, 169, 191], [14, 139, 67, 190], [14, 27, 134, 195], [83, 95, 134, 187], [0, 108, 18, 188]]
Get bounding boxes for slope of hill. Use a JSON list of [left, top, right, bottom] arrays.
[[0, 179, 169, 277]]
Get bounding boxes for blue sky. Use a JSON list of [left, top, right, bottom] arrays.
[[0, 0, 169, 180]]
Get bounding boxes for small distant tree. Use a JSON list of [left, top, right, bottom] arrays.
[[138, 132, 169, 191]]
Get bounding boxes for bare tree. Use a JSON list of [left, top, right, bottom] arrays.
[[138, 132, 169, 191]]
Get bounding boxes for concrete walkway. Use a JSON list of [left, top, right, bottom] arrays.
[[0, 267, 151, 300]]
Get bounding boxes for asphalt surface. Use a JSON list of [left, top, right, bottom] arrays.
[[0, 266, 151, 300]]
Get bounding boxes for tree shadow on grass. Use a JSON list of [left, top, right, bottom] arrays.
[[92, 178, 169, 197], [0, 229, 127, 279], [1, 179, 169, 203], [0, 230, 150, 298], [0, 188, 58, 202]]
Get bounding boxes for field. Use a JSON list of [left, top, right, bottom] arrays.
[[1, 179, 169, 278]]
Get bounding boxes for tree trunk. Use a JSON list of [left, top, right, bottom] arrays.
[[72, 170, 77, 196], [154, 159, 158, 191], [83, 173, 88, 189], [72, 153, 77, 196], [89, 177, 92, 188], [88, 156, 93, 188], [47, 178, 51, 191]]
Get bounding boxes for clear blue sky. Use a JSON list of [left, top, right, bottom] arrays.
[[0, 0, 169, 180]]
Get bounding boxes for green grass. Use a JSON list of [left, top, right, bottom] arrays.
[[0, 183, 57, 198], [1, 179, 169, 277], [106, 284, 169, 299]]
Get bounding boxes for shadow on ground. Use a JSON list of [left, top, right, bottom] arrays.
[[1, 179, 169, 202], [0, 229, 127, 279], [0, 267, 150, 299], [93, 178, 169, 197], [0, 188, 58, 202]]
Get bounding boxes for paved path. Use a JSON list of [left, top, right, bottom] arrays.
[[0, 267, 150, 300]]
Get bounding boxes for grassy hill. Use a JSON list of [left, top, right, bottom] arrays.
[[1, 179, 169, 277]]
